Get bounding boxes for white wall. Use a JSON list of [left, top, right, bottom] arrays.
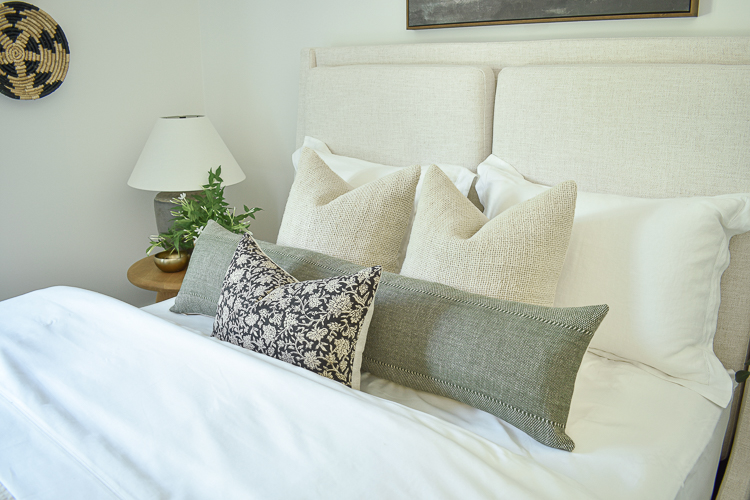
[[198, 0, 750, 249], [0, 0, 205, 305]]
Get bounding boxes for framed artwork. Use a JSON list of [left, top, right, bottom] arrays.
[[407, 0, 698, 29]]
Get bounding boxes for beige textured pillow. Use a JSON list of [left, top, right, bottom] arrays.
[[277, 148, 421, 273], [401, 166, 576, 306]]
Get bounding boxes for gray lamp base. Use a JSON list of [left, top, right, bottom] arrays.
[[154, 191, 200, 234]]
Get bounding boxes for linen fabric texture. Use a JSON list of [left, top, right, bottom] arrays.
[[277, 147, 420, 273], [401, 165, 577, 307], [491, 65, 750, 200], [291, 136, 479, 267], [300, 65, 495, 170], [170, 220, 244, 316], [212, 233, 382, 389], [475, 155, 750, 407], [257, 240, 608, 451]]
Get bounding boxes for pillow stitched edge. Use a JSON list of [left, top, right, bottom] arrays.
[[362, 355, 566, 430], [383, 282, 602, 336]]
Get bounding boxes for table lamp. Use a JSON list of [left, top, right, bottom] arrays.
[[128, 115, 246, 234]]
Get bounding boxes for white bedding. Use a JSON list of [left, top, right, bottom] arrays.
[[0, 287, 728, 499]]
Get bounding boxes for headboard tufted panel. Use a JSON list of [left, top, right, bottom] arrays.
[[300, 65, 494, 170], [492, 64, 750, 198]]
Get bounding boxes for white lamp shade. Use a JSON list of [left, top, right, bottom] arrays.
[[128, 115, 246, 192]]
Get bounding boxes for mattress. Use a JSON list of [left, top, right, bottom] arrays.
[[143, 297, 731, 500]]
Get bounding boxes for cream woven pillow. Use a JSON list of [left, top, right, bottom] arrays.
[[401, 166, 576, 306], [277, 148, 421, 273]]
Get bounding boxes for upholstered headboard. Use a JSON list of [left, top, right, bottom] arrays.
[[297, 37, 750, 499], [299, 64, 494, 169]]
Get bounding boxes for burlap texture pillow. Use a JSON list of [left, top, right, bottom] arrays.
[[401, 166, 576, 306], [277, 148, 420, 273]]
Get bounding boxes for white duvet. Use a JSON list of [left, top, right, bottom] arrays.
[[0, 287, 727, 500]]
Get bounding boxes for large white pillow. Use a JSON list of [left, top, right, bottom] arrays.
[[476, 154, 750, 407], [292, 136, 477, 268]]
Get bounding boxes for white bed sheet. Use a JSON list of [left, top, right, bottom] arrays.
[[0, 288, 727, 500], [144, 296, 730, 500]]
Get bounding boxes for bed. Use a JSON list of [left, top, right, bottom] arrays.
[[1, 37, 750, 500]]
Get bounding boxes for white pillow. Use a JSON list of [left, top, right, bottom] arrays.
[[292, 136, 477, 268], [476, 154, 750, 407]]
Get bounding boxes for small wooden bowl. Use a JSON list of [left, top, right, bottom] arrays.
[[153, 251, 191, 273]]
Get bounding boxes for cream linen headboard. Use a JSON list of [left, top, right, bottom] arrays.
[[299, 64, 495, 169], [297, 37, 750, 500]]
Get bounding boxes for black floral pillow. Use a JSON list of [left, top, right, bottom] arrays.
[[213, 235, 298, 337], [212, 234, 382, 389]]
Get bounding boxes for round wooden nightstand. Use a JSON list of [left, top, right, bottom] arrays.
[[127, 256, 186, 302]]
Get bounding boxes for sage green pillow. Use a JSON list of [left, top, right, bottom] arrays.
[[170, 220, 244, 316], [170, 220, 363, 317], [171, 220, 368, 316], [257, 241, 608, 452], [172, 223, 609, 450]]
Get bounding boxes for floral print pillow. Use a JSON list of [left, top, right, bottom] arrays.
[[212, 233, 382, 389], [212, 234, 298, 337]]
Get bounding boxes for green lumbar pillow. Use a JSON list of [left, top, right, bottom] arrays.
[[172, 221, 608, 450], [170, 220, 244, 316]]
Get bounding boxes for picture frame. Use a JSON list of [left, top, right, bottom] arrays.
[[407, 0, 699, 29]]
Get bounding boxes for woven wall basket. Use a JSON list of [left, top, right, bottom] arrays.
[[0, 1, 69, 100]]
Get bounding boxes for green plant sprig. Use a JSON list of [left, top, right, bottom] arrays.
[[147, 166, 261, 255]]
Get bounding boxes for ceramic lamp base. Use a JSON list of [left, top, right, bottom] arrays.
[[153, 191, 200, 234]]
